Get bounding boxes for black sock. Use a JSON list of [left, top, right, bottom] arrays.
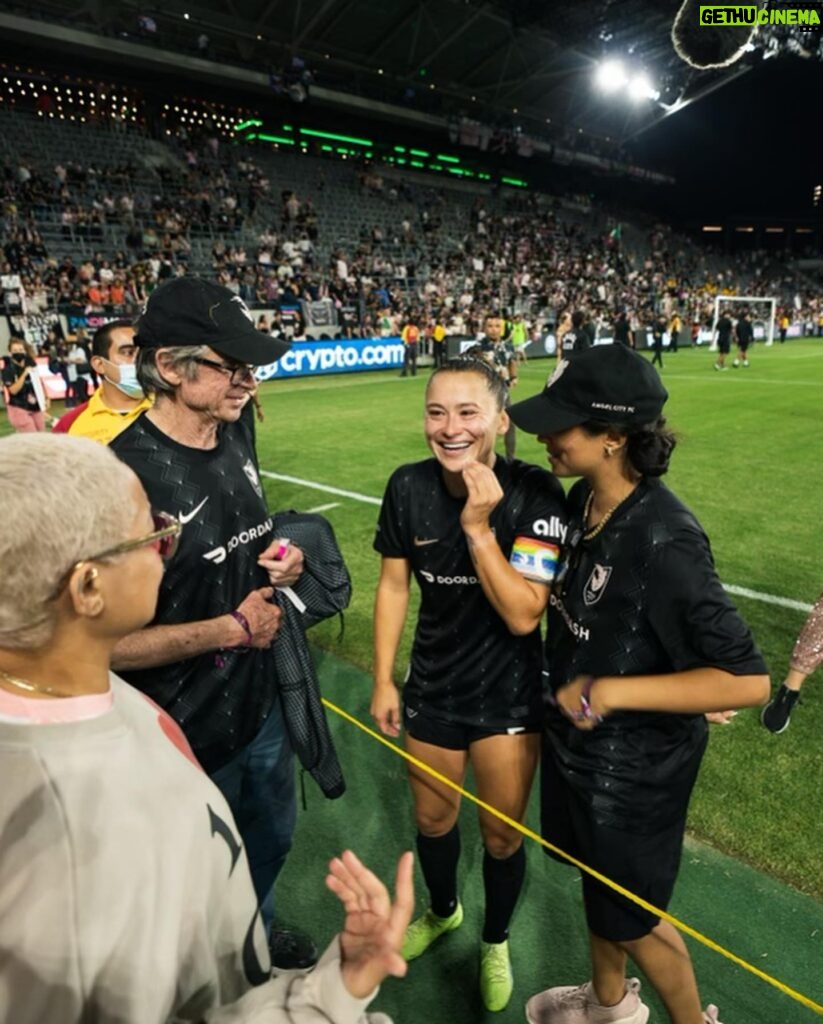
[[416, 826, 460, 918], [482, 844, 526, 944]]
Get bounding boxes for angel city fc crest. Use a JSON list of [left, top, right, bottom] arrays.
[[242, 458, 264, 497], [583, 563, 612, 606]]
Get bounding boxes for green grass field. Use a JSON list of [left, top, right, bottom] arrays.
[[3, 339, 822, 904]]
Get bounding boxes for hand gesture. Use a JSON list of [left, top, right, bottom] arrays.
[[705, 710, 738, 725], [232, 587, 281, 647], [326, 850, 414, 999], [555, 674, 607, 731], [258, 538, 304, 587], [370, 683, 401, 737], [459, 460, 503, 538]]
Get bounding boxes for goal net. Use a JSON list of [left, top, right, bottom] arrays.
[[710, 295, 776, 350]]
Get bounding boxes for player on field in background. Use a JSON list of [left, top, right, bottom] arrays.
[[370, 356, 567, 1012], [732, 311, 753, 368], [713, 310, 733, 370]]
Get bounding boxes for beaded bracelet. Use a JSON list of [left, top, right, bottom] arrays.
[[229, 609, 254, 645], [215, 610, 254, 668]]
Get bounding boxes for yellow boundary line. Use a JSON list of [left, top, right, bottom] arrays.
[[322, 697, 823, 1017]]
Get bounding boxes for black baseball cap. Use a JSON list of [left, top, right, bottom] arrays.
[[509, 344, 668, 435], [134, 278, 291, 365]]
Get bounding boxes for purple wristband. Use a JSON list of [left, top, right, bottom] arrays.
[[230, 609, 254, 646]]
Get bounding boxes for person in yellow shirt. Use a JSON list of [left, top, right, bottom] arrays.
[[510, 313, 529, 363], [432, 318, 447, 368], [53, 321, 152, 443]]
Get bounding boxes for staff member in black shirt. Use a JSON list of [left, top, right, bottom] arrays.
[[371, 356, 567, 1012], [509, 345, 769, 1024]]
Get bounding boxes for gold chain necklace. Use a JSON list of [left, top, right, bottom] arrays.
[[582, 490, 630, 541], [0, 668, 74, 699]]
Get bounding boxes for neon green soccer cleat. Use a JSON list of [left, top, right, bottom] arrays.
[[402, 903, 463, 960], [480, 939, 513, 1012]]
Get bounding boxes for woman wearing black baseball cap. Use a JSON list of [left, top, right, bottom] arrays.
[[509, 345, 770, 1024]]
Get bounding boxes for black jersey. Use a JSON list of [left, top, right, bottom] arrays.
[[545, 478, 766, 833], [716, 316, 733, 341], [736, 318, 754, 345], [110, 414, 277, 773], [374, 457, 567, 729]]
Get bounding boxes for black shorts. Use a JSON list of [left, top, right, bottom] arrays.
[[717, 337, 731, 354], [737, 339, 750, 352], [403, 700, 539, 751], [540, 740, 686, 942]]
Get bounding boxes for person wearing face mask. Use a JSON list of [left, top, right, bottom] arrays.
[[1, 338, 49, 433], [53, 321, 152, 443]]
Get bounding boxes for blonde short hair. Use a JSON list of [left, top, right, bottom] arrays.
[[0, 434, 138, 650]]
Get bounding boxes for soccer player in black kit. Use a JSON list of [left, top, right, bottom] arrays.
[[713, 311, 734, 371], [509, 345, 769, 1024], [370, 356, 567, 1012], [733, 311, 754, 368]]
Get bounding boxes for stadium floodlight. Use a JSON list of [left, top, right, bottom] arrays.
[[595, 60, 628, 93], [627, 73, 659, 101]]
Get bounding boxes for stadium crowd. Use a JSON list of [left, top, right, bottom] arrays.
[[3, 122, 823, 352]]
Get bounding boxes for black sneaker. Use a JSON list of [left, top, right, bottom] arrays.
[[269, 927, 318, 971], [761, 684, 800, 734]]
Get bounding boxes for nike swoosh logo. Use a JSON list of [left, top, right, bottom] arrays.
[[179, 497, 210, 525], [413, 537, 439, 546]]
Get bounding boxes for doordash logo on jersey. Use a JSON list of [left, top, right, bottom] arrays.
[[419, 570, 479, 586], [203, 516, 274, 564]]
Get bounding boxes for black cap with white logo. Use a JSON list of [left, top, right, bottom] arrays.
[[134, 277, 290, 365], [508, 344, 668, 435]]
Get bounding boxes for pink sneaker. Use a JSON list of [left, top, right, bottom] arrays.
[[525, 978, 649, 1024], [703, 1006, 724, 1024]]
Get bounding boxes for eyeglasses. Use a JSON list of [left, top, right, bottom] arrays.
[[90, 510, 181, 562], [51, 511, 181, 599], [191, 356, 256, 386]]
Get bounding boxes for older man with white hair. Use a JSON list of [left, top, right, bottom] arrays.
[[108, 277, 318, 969]]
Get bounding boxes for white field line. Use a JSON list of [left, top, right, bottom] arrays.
[[260, 470, 382, 506], [723, 585, 812, 614], [261, 471, 814, 614], [664, 374, 823, 388], [306, 502, 341, 514]]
